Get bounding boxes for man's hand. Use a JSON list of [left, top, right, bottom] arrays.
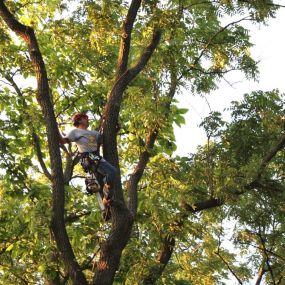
[[59, 136, 69, 145]]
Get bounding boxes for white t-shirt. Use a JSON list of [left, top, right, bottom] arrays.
[[65, 128, 101, 153]]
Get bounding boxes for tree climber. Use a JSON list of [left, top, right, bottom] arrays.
[[59, 112, 118, 220]]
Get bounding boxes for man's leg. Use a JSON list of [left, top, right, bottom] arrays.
[[96, 158, 118, 202]]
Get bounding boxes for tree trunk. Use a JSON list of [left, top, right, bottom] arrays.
[[0, 2, 87, 284]]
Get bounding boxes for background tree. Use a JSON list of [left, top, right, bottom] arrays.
[[0, 0, 284, 284]]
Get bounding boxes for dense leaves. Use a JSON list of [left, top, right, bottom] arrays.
[[0, 0, 284, 284]]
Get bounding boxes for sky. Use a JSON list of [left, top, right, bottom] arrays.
[[174, 5, 285, 156]]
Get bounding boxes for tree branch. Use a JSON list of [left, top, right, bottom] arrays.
[[257, 132, 285, 179], [127, 130, 158, 216], [142, 235, 175, 285], [63, 153, 80, 185], [32, 132, 52, 180], [116, 0, 142, 78], [178, 16, 251, 81], [181, 197, 223, 213], [255, 264, 266, 285], [257, 228, 276, 285], [183, 130, 285, 213], [215, 250, 243, 285], [125, 29, 162, 82], [94, 20, 162, 285], [0, 2, 87, 284], [65, 210, 91, 223], [102, 28, 161, 169], [4, 74, 52, 180], [127, 66, 176, 217], [238, 0, 285, 9]]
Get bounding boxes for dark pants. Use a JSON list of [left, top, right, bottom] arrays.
[[81, 152, 118, 200], [97, 158, 117, 187]]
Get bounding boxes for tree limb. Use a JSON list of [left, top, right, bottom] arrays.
[[255, 264, 266, 285], [65, 210, 91, 223], [257, 132, 285, 179], [215, 250, 243, 285], [125, 29, 162, 83], [238, 0, 285, 9], [63, 153, 80, 185], [0, 2, 87, 284], [178, 16, 251, 81], [142, 235, 175, 285], [94, 5, 162, 283], [102, 28, 161, 170], [4, 74, 52, 180], [127, 130, 158, 216], [257, 228, 276, 285], [181, 197, 223, 213], [116, 0, 142, 78], [32, 132, 52, 180]]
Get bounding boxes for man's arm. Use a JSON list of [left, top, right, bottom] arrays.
[[59, 135, 70, 145]]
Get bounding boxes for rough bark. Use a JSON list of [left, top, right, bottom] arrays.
[[127, 70, 177, 217], [142, 236, 175, 285], [255, 265, 266, 285], [0, 2, 87, 284], [127, 130, 158, 216], [93, 1, 161, 284]]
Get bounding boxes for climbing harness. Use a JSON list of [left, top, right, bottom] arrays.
[[77, 115, 112, 221], [80, 150, 111, 220]]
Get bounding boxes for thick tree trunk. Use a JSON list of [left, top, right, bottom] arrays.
[[93, 1, 161, 283], [0, 2, 87, 284], [92, 208, 133, 285]]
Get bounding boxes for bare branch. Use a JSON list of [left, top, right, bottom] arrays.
[[116, 0, 142, 77]]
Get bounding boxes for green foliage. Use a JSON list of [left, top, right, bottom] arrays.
[[1, 0, 284, 284]]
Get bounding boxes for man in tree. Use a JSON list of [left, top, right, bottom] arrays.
[[60, 112, 118, 218]]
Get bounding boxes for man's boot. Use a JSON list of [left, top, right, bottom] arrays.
[[85, 173, 100, 194], [102, 184, 113, 204]]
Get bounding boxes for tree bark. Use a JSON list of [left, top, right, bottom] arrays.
[[93, 1, 161, 284], [127, 130, 158, 216], [142, 236, 175, 285], [255, 265, 266, 285], [127, 69, 177, 217], [0, 2, 87, 284]]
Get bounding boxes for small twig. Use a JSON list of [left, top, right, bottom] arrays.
[[215, 250, 243, 285]]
